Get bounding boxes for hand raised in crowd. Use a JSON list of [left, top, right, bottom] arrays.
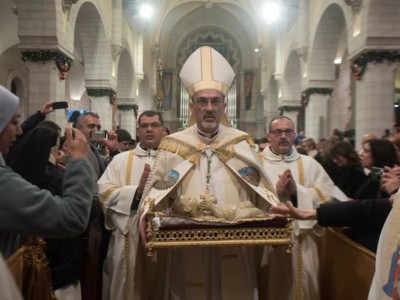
[[62, 127, 89, 159], [41, 100, 55, 115], [384, 165, 400, 179], [381, 166, 400, 195], [104, 130, 118, 152], [276, 169, 297, 201], [269, 201, 317, 220], [136, 163, 151, 198]]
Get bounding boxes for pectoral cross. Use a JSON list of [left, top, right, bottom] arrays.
[[198, 147, 217, 217]]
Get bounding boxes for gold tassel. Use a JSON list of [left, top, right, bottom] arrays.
[[214, 134, 253, 161], [159, 137, 201, 161]]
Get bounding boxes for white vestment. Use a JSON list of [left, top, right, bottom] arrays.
[[97, 144, 157, 300], [262, 146, 334, 300], [136, 125, 283, 300], [368, 190, 400, 300]]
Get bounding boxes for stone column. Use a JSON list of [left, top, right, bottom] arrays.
[[256, 93, 266, 138], [21, 50, 72, 126], [135, 30, 144, 97], [353, 60, 397, 148], [117, 104, 137, 139], [87, 88, 116, 131], [303, 88, 332, 140], [239, 69, 246, 120], [265, 83, 280, 132]]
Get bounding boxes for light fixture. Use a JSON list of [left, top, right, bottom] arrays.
[[334, 58, 342, 64], [140, 3, 153, 19], [263, 2, 281, 24], [254, 48, 260, 53]]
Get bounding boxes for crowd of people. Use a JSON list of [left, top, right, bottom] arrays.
[[1, 46, 399, 300]]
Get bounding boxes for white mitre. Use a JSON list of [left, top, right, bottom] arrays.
[[179, 46, 235, 98]]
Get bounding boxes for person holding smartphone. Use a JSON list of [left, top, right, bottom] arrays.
[[0, 85, 93, 299], [75, 111, 118, 300]]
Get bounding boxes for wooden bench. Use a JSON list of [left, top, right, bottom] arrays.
[[318, 228, 376, 300]]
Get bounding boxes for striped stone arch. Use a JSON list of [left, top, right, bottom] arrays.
[[176, 28, 242, 71]]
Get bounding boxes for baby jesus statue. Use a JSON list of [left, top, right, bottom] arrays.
[[172, 192, 265, 221]]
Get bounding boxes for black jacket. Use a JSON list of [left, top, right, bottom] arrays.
[[317, 198, 392, 252]]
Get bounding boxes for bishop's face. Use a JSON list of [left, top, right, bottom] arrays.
[[190, 89, 226, 133]]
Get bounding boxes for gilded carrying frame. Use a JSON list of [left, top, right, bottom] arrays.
[[144, 200, 293, 257]]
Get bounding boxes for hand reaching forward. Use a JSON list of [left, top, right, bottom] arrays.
[[269, 201, 317, 220]]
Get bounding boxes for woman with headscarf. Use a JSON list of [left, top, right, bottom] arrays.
[[7, 126, 85, 299], [0, 85, 92, 298]]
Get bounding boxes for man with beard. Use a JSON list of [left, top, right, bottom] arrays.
[[261, 116, 334, 300], [126, 46, 284, 299]]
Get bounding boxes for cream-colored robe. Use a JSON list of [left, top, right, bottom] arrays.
[[134, 125, 282, 300], [368, 191, 399, 300], [97, 144, 158, 300], [262, 146, 334, 300]]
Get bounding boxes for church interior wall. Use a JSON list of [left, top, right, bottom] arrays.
[[0, 0, 18, 56], [0, 0, 399, 142], [328, 52, 352, 137]]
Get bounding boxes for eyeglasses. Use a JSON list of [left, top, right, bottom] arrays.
[[270, 129, 295, 136], [138, 122, 163, 129], [194, 98, 223, 108]]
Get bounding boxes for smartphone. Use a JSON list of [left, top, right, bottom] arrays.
[[52, 101, 69, 109], [90, 131, 107, 139], [394, 102, 400, 127], [371, 166, 384, 182]]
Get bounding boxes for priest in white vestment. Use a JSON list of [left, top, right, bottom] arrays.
[[97, 111, 166, 300], [262, 116, 334, 300]]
